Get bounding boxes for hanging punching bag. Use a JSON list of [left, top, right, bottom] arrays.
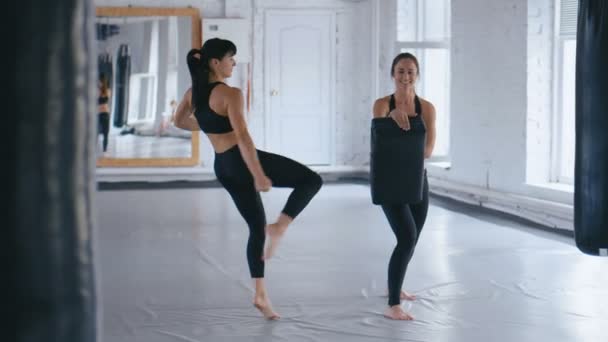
[[96, 24, 116, 87], [574, 0, 608, 256], [113, 44, 131, 128], [12, 0, 98, 340], [97, 53, 112, 86]]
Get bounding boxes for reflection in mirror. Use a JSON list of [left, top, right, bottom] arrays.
[[95, 15, 195, 162]]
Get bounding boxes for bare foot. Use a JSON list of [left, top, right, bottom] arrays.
[[384, 305, 414, 320], [264, 223, 288, 260], [385, 290, 417, 301], [400, 290, 417, 301], [253, 295, 280, 320]]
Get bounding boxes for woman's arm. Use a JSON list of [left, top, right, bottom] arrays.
[[226, 88, 268, 182], [422, 101, 436, 158], [374, 96, 413, 130], [173, 89, 201, 131]]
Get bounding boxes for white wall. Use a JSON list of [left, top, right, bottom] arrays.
[[527, 0, 554, 184], [426, 0, 572, 230], [444, 0, 528, 191]]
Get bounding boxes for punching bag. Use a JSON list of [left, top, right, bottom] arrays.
[[574, 0, 608, 256], [12, 0, 98, 340], [370, 117, 426, 205], [113, 44, 131, 128], [96, 23, 118, 87], [97, 53, 113, 86]]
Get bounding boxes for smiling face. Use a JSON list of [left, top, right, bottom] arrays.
[[392, 57, 418, 91]]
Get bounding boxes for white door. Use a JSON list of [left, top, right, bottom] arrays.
[[265, 10, 335, 165]]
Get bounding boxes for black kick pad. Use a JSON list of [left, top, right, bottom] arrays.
[[574, 0, 608, 256], [370, 117, 426, 205]]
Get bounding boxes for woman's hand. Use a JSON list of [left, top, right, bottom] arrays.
[[254, 174, 272, 192], [388, 109, 417, 130]]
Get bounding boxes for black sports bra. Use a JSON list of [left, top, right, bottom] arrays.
[[98, 95, 109, 105], [387, 94, 423, 119], [194, 82, 234, 134]]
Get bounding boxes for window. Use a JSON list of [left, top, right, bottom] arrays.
[[127, 20, 160, 125], [397, 0, 451, 159], [553, 0, 578, 184], [128, 74, 157, 124]]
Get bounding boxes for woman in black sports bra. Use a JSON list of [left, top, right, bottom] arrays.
[[174, 38, 322, 320], [372, 52, 437, 321], [97, 75, 111, 153]]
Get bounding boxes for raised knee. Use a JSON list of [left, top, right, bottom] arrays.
[[308, 172, 323, 193]]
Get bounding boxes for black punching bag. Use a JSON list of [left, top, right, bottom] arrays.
[[97, 53, 113, 86], [574, 0, 608, 256], [113, 43, 131, 127], [12, 0, 98, 340]]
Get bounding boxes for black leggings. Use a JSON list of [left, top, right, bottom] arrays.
[[214, 145, 323, 278], [381, 171, 429, 306], [98, 112, 110, 152]]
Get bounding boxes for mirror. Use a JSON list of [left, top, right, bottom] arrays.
[[95, 7, 201, 167]]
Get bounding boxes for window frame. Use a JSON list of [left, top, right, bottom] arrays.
[[395, 0, 451, 161], [551, 0, 577, 185]]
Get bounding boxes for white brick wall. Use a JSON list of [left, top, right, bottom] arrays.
[[434, 0, 528, 192], [428, 0, 570, 207], [427, 0, 572, 229]]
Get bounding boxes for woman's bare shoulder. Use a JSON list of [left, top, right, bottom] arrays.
[[372, 95, 391, 117], [417, 96, 436, 113], [210, 83, 238, 95], [219, 85, 244, 102], [374, 95, 391, 104]]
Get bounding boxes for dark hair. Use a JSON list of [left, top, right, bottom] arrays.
[[390, 52, 420, 77], [187, 38, 237, 111]]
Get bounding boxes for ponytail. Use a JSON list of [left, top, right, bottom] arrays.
[[187, 48, 210, 111]]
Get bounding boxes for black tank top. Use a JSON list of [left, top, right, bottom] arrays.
[[194, 82, 234, 134], [387, 94, 423, 120]]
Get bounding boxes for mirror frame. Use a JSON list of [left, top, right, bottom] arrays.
[[95, 6, 201, 167]]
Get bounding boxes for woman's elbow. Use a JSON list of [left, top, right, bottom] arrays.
[[173, 118, 185, 129], [233, 127, 251, 144], [424, 148, 433, 159], [174, 117, 191, 131]]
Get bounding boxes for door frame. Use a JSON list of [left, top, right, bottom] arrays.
[[263, 9, 337, 165]]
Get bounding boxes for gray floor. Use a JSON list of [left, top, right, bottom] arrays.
[[96, 184, 607, 342]]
